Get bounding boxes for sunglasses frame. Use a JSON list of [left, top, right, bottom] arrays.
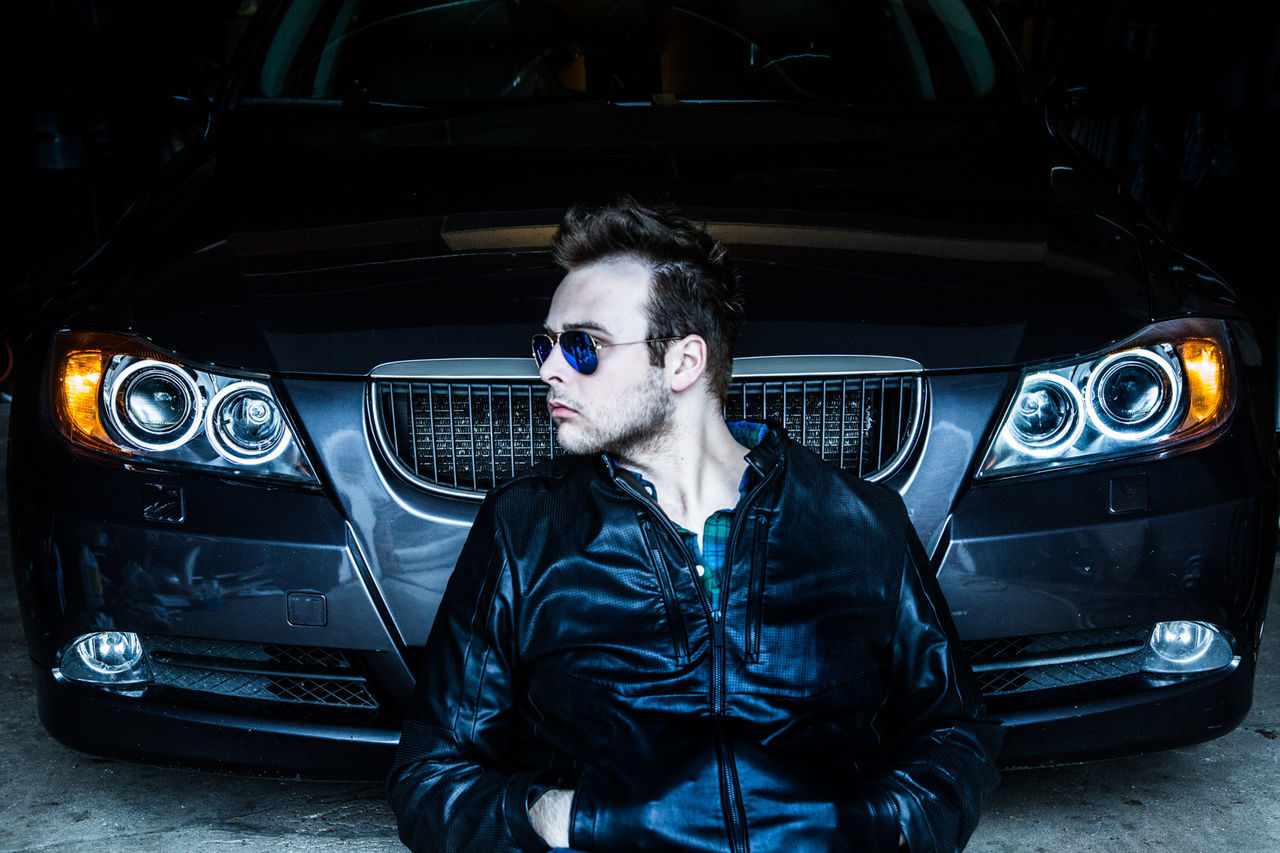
[[531, 330, 685, 375]]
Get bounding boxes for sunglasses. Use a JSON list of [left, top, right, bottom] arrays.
[[531, 330, 684, 375]]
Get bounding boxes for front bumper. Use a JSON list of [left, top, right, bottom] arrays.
[[8, 404, 418, 777], [34, 664, 400, 778], [930, 385, 1276, 765], [996, 653, 1254, 766], [9, 352, 1277, 775]]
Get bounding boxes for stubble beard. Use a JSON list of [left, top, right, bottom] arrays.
[[552, 367, 676, 460]]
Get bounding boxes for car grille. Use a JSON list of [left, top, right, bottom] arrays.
[[964, 625, 1151, 697], [144, 636, 381, 723], [372, 371, 922, 497]]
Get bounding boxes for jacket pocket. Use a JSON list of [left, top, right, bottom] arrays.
[[525, 674, 616, 777], [746, 512, 770, 663], [638, 516, 690, 662]]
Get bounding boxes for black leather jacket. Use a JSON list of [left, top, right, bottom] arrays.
[[388, 427, 1001, 853]]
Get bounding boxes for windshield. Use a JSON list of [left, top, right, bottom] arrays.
[[245, 0, 1020, 108]]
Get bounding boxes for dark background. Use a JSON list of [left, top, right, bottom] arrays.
[[9, 0, 1280, 395]]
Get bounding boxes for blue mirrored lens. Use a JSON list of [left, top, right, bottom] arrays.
[[531, 331, 599, 374], [532, 335, 554, 365], [561, 331, 598, 374]]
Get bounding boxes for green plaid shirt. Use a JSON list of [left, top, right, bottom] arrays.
[[629, 422, 768, 609]]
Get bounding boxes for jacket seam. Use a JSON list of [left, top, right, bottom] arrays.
[[456, 505, 519, 739], [638, 513, 692, 662], [525, 662, 637, 692], [745, 511, 769, 663]]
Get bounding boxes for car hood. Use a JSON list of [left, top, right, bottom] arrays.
[[100, 106, 1166, 375]]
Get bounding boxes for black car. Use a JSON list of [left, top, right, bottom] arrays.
[[8, 0, 1276, 777]]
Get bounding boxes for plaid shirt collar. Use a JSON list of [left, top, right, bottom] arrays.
[[620, 421, 769, 502], [616, 422, 769, 606]]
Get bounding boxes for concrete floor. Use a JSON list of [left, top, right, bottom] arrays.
[[2, 395, 1278, 852]]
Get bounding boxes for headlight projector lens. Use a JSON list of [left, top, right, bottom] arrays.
[[108, 360, 204, 451], [1006, 372, 1084, 455], [1086, 349, 1180, 440], [206, 380, 291, 465]]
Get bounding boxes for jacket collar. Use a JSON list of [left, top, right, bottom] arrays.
[[744, 421, 787, 477], [596, 420, 789, 484]]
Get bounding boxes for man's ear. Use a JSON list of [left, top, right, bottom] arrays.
[[666, 335, 708, 393]]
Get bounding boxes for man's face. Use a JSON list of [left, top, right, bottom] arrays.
[[539, 257, 675, 459]]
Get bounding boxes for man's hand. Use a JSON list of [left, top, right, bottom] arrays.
[[529, 787, 575, 848]]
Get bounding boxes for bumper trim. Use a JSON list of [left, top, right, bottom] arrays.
[[35, 663, 399, 779]]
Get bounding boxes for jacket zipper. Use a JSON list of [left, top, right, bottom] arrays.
[[639, 516, 690, 662], [613, 476, 715, 623], [745, 513, 770, 663], [614, 465, 777, 853], [717, 473, 774, 853]]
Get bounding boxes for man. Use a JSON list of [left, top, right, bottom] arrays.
[[388, 200, 1001, 852]]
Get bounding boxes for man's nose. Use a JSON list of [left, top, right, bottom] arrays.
[[538, 339, 571, 385]]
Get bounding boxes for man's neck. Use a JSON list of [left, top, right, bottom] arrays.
[[617, 414, 750, 534]]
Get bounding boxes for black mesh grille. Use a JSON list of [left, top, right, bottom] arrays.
[[373, 374, 921, 495], [964, 625, 1151, 697], [145, 636, 355, 669], [726, 376, 918, 478], [143, 636, 381, 722], [375, 381, 554, 493]]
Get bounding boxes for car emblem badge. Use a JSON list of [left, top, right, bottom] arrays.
[[142, 483, 185, 524]]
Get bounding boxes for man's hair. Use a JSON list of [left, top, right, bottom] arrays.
[[550, 199, 744, 403]]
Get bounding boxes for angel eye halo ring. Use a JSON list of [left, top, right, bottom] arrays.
[[1003, 372, 1085, 456], [205, 380, 292, 465], [107, 359, 205, 451], [1084, 348, 1180, 441]]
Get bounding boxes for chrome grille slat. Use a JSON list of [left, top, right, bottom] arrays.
[[406, 382, 417, 476], [860, 379, 870, 479], [466, 388, 477, 492], [485, 386, 495, 488], [372, 372, 923, 499], [446, 383, 458, 490], [839, 381, 847, 470], [877, 377, 886, 469], [425, 383, 437, 479], [505, 386, 515, 480]]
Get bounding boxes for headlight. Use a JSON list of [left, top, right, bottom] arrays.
[[52, 331, 318, 484], [980, 319, 1233, 477]]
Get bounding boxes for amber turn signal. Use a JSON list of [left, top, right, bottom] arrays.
[[1178, 338, 1227, 425], [56, 348, 120, 453], [52, 332, 167, 455]]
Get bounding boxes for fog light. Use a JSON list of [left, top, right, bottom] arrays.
[[1141, 621, 1234, 675], [57, 632, 153, 685]]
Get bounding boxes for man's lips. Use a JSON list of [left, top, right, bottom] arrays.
[[547, 400, 578, 418]]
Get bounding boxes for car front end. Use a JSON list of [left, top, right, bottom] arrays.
[[7, 0, 1276, 776]]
